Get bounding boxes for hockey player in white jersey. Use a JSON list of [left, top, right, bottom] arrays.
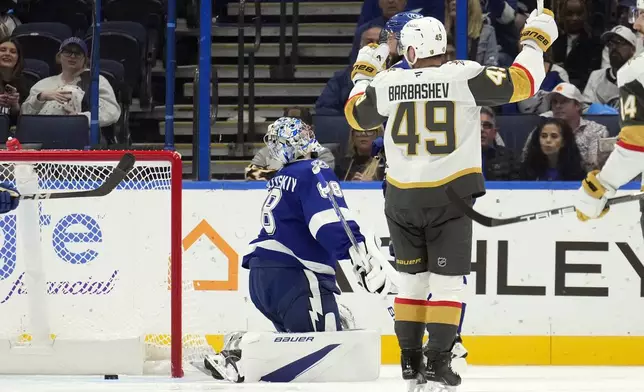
[[201, 117, 395, 383], [575, 0, 644, 222], [345, 12, 558, 392]]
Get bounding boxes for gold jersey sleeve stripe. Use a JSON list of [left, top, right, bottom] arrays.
[[344, 92, 367, 131], [618, 125, 644, 148], [508, 64, 534, 103]]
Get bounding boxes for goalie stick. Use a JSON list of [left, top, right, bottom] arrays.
[[7, 152, 136, 201], [445, 185, 644, 227]]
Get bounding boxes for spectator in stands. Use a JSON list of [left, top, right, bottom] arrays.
[[551, 0, 602, 90], [600, 0, 643, 68], [317, 26, 382, 117], [502, 48, 569, 114], [584, 26, 637, 108], [522, 82, 608, 171], [350, 0, 407, 62], [445, 0, 499, 65], [357, 0, 442, 26], [336, 126, 385, 181], [480, 107, 520, 180], [520, 118, 586, 181], [482, 0, 522, 66], [0, 9, 19, 41], [21, 38, 120, 128], [0, 37, 26, 126], [245, 107, 335, 181]]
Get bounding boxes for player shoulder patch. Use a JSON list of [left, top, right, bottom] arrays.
[[311, 159, 329, 172]]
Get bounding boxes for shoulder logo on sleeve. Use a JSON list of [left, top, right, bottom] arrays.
[[311, 159, 329, 172]]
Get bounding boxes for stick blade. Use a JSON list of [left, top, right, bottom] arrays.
[[116, 152, 137, 174]]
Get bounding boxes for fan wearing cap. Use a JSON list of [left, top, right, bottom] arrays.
[[21, 37, 121, 129], [600, 0, 644, 69], [583, 26, 638, 107], [520, 82, 609, 171], [574, 0, 644, 222]]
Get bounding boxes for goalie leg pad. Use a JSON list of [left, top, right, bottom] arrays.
[[234, 330, 380, 383]]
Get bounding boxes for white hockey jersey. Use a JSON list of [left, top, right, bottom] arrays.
[[615, 52, 644, 152], [593, 52, 644, 192], [345, 47, 546, 207]]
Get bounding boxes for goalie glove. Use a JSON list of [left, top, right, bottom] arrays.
[[351, 43, 390, 85], [348, 232, 394, 295], [520, 8, 558, 52], [0, 182, 19, 214]]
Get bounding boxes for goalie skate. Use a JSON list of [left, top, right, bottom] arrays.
[[202, 352, 244, 383]]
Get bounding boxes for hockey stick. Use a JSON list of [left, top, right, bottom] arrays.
[[310, 161, 401, 291], [10, 153, 136, 201], [445, 185, 644, 227]]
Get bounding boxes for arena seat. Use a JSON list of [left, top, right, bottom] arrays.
[[0, 114, 10, 141], [97, 59, 130, 145], [12, 23, 72, 75], [103, 0, 165, 63], [17, 115, 89, 150], [20, 0, 93, 36], [84, 21, 153, 109], [22, 59, 50, 92]]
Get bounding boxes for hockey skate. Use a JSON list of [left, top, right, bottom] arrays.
[[400, 349, 427, 392], [202, 331, 245, 383], [423, 350, 461, 392]]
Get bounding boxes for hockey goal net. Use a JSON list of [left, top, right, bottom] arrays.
[[0, 150, 212, 377]]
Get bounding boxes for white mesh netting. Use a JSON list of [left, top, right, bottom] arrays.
[[0, 154, 213, 376]]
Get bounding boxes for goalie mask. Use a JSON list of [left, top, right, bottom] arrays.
[[264, 117, 321, 165]]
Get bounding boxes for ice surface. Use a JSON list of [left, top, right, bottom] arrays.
[[1, 366, 644, 392]]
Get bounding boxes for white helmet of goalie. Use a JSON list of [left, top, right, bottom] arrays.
[[400, 16, 447, 65]]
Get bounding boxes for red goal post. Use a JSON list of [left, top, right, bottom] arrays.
[[0, 150, 199, 378]]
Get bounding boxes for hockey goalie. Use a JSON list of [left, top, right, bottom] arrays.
[[200, 117, 397, 383]]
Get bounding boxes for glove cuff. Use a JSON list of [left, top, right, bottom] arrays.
[[520, 27, 553, 52], [351, 61, 378, 81]]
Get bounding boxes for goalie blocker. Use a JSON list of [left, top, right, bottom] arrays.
[[203, 330, 380, 383]]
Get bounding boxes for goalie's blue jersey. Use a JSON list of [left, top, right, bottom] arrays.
[[242, 159, 364, 282]]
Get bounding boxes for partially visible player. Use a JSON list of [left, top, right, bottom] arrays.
[[379, 11, 424, 70], [575, 0, 644, 223], [345, 12, 557, 392], [0, 183, 19, 214], [202, 117, 395, 383]]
